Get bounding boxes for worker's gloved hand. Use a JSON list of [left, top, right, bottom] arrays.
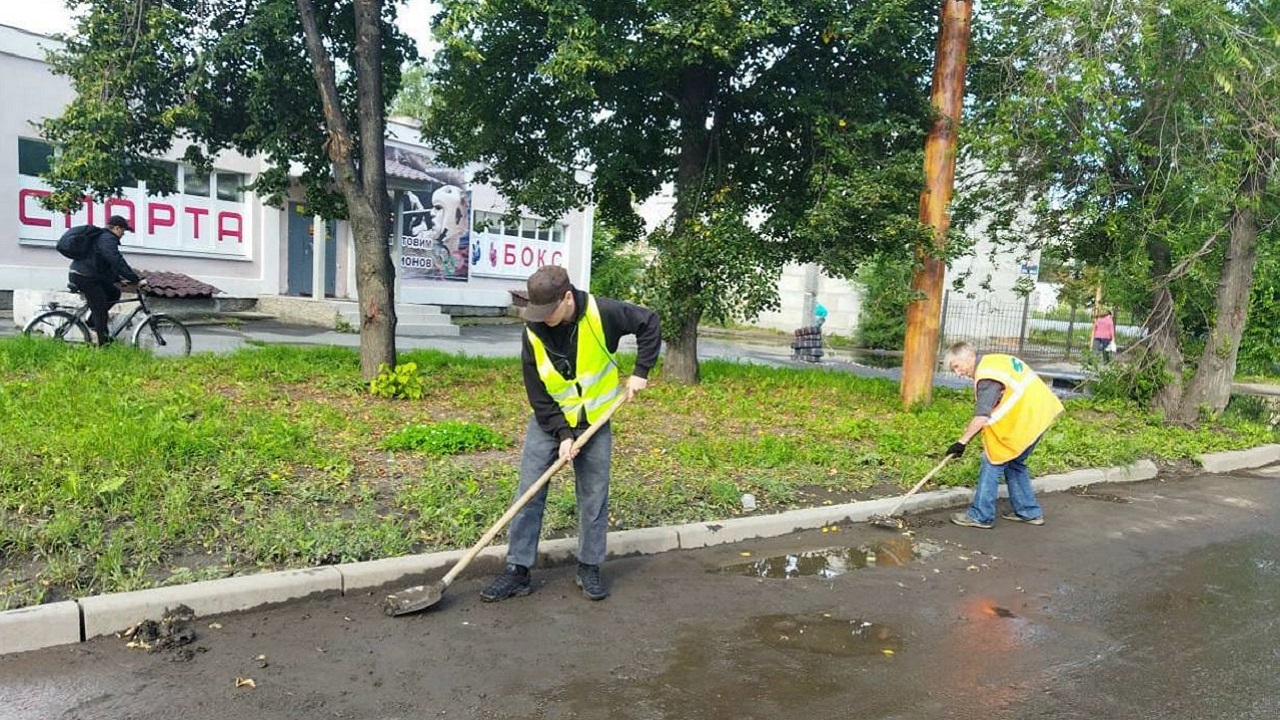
[[945, 441, 967, 459]]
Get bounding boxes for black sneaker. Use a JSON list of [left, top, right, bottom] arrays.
[[480, 564, 532, 602], [575, 563, 609, 601]]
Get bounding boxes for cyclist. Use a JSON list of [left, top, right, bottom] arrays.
[[68, 215, 148, 346]]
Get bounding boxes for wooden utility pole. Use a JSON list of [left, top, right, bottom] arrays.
[[900, 0, 973, 407]]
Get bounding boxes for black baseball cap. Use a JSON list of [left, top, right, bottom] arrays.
[[522, 265, 571, 322], [107, 215, 133, 232]]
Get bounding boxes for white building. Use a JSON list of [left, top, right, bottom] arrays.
[[1, 24, 593, 329]]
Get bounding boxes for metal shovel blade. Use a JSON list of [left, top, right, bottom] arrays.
[[384, 580, 446, 616]]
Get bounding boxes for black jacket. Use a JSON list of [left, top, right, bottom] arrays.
[[70, 229, 141, 284], [522, 287, 661, 441]]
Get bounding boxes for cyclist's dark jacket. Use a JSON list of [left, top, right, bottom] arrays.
[[70, 228, 141, 284]]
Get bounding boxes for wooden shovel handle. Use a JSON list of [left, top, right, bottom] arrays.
[[440, 395, 627, 587], [884, 454, 952, 518]]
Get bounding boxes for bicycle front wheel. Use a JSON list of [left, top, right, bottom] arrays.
[[23, 310, 92, 344], [133, 315, 191, 357]]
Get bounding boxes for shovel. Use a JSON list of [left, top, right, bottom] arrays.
[[868, 455, 952, 531], [384, 395, 627, 616]]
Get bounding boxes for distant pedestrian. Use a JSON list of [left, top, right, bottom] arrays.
[[481, 265, 661, 603], [942, 342, 1064, 529], [1092, 308, 1115, 361]]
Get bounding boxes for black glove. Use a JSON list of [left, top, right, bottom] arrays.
[[945, 441, 967, 459]]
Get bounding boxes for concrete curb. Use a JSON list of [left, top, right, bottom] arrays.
[[0, 450, 1268, 657], [0, 601, 81, 655], [1196, 444, 1280, 473], [79, 567, 343, 641]]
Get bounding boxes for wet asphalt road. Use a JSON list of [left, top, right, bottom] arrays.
[[3, 468, 1280, 720]]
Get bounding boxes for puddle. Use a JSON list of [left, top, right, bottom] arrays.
[[751, 613, 902, 656], [719, 536, 942, 579]]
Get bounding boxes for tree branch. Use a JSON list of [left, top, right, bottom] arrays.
[[295, 0, 362, 198]]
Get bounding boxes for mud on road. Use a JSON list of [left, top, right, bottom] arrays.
[[3, 470, 1280, 720]]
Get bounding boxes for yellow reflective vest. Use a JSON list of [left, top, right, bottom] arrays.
[[975, 354, 1064, 464], [526, 295, 620, 427]]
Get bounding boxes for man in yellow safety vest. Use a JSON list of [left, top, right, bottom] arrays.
[[482, 265, 661, 602], [943, 341, 1064, 529]]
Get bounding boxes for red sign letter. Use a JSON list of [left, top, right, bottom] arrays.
[[149, 203, 176, 234], [184, 206, 210, 239], [504, 243, 517, 266], [104, 199, 136, 232], [217, 212, 243, 243], [18, 188, 52, 227]]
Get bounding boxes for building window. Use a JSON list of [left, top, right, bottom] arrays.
[[216, 172, 244, 201], [183, 165, 211, 197], [18, 138, 54, 176]]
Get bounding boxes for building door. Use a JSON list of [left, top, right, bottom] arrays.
[[286, 202, 337, 296]]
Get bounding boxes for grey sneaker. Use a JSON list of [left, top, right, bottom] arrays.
[[575, 563, 609, 601], [950, 512, 994, 529], [480, 564, 532, 602], [1001, 512, 1045, 526]]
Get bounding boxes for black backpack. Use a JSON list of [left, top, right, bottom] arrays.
[[56, 225, 100, 260]]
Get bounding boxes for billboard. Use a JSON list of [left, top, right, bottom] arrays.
[[389, 146, 470, 283]]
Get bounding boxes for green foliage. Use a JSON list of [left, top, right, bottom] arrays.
[[425, 0, 937, 378], [590, 221, 645, 303], [390, 61, 432, 119], [967, 0, 1280, 416], [381, 421, 511, 455], [369, 362, 425, 400], [39, 0, 416, 217], [1085, 352, 1172, 407], [854, 253, 914, 350]]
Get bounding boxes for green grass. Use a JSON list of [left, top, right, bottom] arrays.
[[0, 337, 1272, 610]]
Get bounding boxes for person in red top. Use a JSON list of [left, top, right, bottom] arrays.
[[1092, 308, 1115, 361]]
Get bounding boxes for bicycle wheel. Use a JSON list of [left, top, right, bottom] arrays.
[[133, 315, 191, 357], [23, 310, 92, 344]]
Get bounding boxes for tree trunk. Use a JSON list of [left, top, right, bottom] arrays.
[[665, 309, 702, 385], [900, 0, 972, 408], [1170, 162, 1267, 424], [1143, 233, 1185, 415], [663, 64, 715, 385], [296, 0, 397, 379]]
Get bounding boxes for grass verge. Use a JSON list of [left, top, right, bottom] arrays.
[[0, 337, 1272, 609]]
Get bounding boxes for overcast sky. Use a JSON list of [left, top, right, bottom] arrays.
[[0, 1, 438, 59]]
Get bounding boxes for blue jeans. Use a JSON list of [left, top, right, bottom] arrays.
[[964, 437, 1043, 525], [506, 415, 612, 568]]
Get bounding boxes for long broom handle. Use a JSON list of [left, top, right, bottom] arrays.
[[884, 455, 952, 518], [439, 395, 627, 588]]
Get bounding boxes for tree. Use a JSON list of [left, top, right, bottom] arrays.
[[390, 60, 432, 118], [38, 0, 415, 378], [423, 0, 935, 383], [966, 0, 1280, 423]]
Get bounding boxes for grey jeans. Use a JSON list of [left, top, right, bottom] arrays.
[[506, 415, 613, 568]]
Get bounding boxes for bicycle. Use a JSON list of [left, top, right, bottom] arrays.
[[23, 284, 192, 357]]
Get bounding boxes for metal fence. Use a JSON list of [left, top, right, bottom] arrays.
[[938, 291, 1145, 364]]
